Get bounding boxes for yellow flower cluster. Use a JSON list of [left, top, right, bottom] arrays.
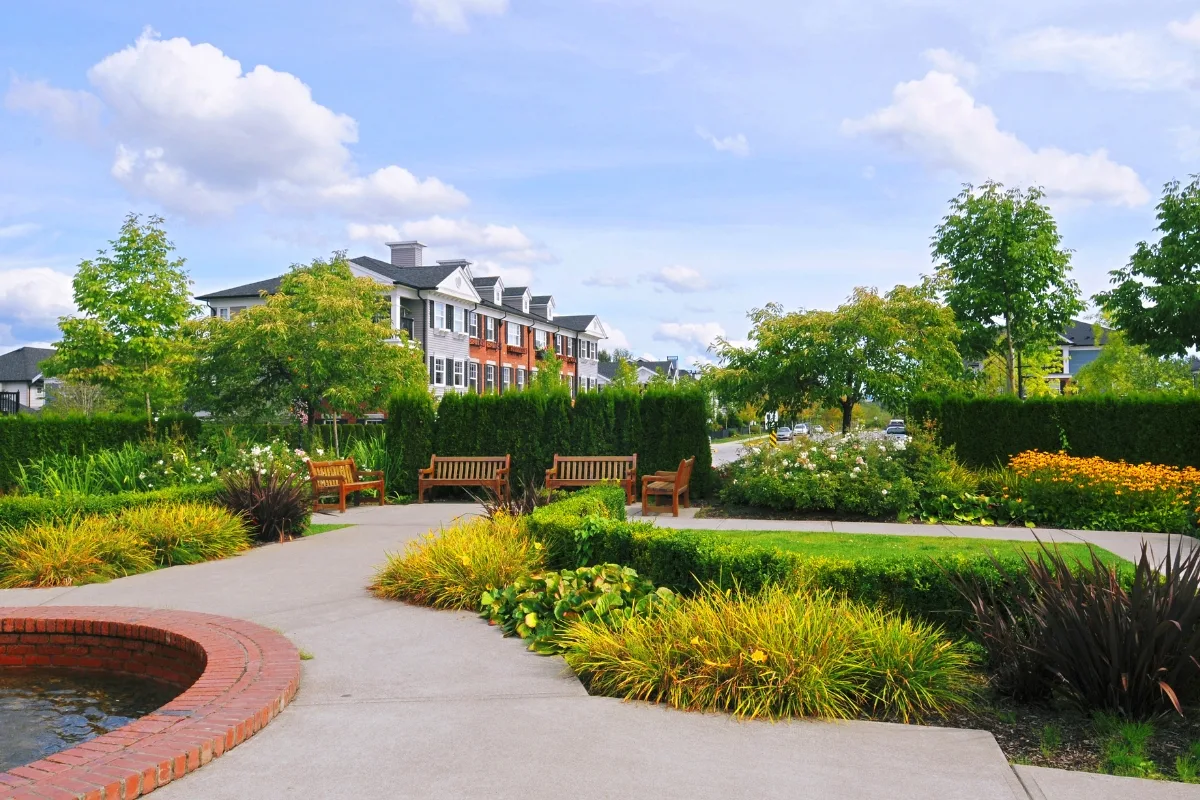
[[1010, 450, 1200, 502]]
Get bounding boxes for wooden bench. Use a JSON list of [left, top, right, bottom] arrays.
[[308, 458, 386, 513], [545, 454, 638, 503], [417, 455, 511, 503], [641, 457, 695, 517]]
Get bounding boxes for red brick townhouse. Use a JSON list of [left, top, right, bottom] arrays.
[[196, 240, 607, 398]]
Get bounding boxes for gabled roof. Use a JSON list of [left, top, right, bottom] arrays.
[[472, 276, 501, 287], [1060, 319, 1113, 347], [597, 361, 618, 380], [0, 346, 56, 382], [350, 256, 460, 289], [502, 286, 528, 295], [196, 276, 283, 300], [551, 314, 599, 332], [1191, 356, 1200, 373], [531, 295, 553, 304]]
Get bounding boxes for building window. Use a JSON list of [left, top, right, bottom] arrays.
[[535, 330, 547, 349], [454, 306, 465, 333], [565, 338, 573, 357], [434, 302, 446, 330], [217, 308, 230, 321], [522, 297, 529, 313], [469, 312, 479, 338], [433, 357, 445, 386], [516, 368, 525, 389], [506, 322, 522, 347], [469, 362, 479, 392], [453, 360, 464, 388], [555, 334, 563, 353], [501, 366, 511, 391], [485, 317, 497, 342], [485, 364, 496, 391]]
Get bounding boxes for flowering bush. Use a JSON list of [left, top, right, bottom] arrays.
[[719, 435, 918, 519], [218, 439, 313, 479], [1004, 451, 1200, 534]]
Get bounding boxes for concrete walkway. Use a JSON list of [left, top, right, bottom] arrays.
[[2, 504, 1196, 799]]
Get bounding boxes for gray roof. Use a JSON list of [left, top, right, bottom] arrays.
[[1191, 356, 1200, 373], [196, 276, 282, 300], [531, 295, 553, 304], [597, 361, 618, 380], [0, 346, 55, 382], [502, 286, 528, 296], [350, 257, 459, 289], [637, 357, 677, 375], [472, 276, 500, 287], [551, 314, 599, 332], [1061, 319, 1113, 347]]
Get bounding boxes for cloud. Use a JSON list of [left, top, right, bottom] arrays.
[[582, 274, 630, 288], [654, 321, 726, 350], [1168, 13, 1200, 46], [696, 127, 750, 157], [641, 265, 712, 293], [469, 259, 533, 287], [9, 30, 468, 220], [922, 48, 977, 82], [5, 79, 104, 142], [349, 216, 550, 264], [997, 27, 1195, 91], [0, 223, 40, 239], [842, 70, 1149, 207], [410, 0, 508, 33], [602, 325, 631, 350], [0, 267, 75, 344]]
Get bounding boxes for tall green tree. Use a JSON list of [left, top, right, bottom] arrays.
[[1098, 176, 1200, 357], [1073, 328, 1194, 395], [44, 214, 196, 419], [932, 182, 1082, 395], [712, 284, 962, 433], [191, 253, 427, 427]]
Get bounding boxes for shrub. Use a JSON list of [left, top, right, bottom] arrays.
[[0, 516, 153, 588], [386, 389, 435, 495], [0, 484, 222, 531], [118, 503, 252, 566], [560, 584, 972, 722], [218, 467, 310, 542], [526, 485, 628, 568], [910, 393, 1200, 469], [480, 563, 675, 654], [370, 513, 544, 609], [1003, 450, 1199, 534]]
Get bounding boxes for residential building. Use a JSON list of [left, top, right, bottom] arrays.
[[596, 356, 679, 388], [1045, 319, 1113, 390], [196, 240, 607, 399], [0, 346, 56, 411]]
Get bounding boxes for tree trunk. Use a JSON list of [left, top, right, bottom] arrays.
[[332, 414, 340, 458], [840, 396, 854, 434], [1003, 312, 1016, 395], [145, 391, 152, 428]]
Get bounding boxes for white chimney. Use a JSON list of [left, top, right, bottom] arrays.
[[386, 241, 425, 268]]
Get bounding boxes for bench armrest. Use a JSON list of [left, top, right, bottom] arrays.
[[642, 474, 673, 485], [544, 467, 556, 480], [654, 470, 678, 478], [417, 466, 434, 478]]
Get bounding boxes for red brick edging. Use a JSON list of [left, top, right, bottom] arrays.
[[0, 607, 300, 800]]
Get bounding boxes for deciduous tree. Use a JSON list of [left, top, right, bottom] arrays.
[[1074, 328, 1193, 395]]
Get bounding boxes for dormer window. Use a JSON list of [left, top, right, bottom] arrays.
[[522, 297, 529, 313], [494, 287, 501, 304]]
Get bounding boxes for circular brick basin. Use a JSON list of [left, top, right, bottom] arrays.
[[0, 607, 300, 799]]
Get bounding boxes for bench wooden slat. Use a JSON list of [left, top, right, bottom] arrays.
[[545, 454, 638, 504], [418, 455, 511, 503], [308, 457, 386, 514]]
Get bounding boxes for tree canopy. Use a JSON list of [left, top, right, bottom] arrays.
[[44, 214, 197, 419], [1073, 328, 1194, 395], [932, 182, 1082, 395], [190, 254, 427, 425], [710, 284, 962, 433], [1098, 176, 1200, 357]]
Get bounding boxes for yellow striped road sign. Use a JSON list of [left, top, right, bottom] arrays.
[[769, 430, 778, 447]]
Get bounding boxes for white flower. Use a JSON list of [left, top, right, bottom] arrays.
[[881, 489, 888, 496], [138, 472, 146, 480], [316, 448, 325, 456], [852, 466, 861, 474], [855, 456, 865, 465]]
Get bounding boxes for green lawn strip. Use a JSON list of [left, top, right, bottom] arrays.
[[682, 529, 1123, 565], [304, 523, 353, 537]]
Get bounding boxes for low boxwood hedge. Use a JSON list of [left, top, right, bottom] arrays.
[[0, 484, 223, 530], [526, 485, 628, 568]]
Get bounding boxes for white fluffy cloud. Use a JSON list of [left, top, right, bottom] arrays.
[[602, 325, 631, 350], [1169, 13, 1200, 46], [641, 265, 712, 293], [0, 267, 75, 343], [8, 30, 468, 219], [922, 48, 977, 82], [410, 0, 508, 32], [348, 216, 549, 264], [842, 70, 1149, 207], [654, 321, 725, 350], [696, 127, 750, 157], [998, 27, 1194, 91], [582, 274, 630, 288], [0, 223, 40, 239], [5, 79, 104, 141]]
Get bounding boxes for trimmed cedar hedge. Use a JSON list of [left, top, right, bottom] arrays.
[[910, 394, 1200, 469], [0, 413, 201, 491], [386, 389, 436, 496], [424, 386, 712, 496], [0, 484, 222, 530]]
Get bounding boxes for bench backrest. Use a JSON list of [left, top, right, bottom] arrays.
[[552, 454, 637, 482], [430, 455, 510, 481], [309, 458, 358, 484], [675, 457, 695, 488]]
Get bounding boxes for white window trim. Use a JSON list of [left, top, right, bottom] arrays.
[[506, 322, 522, 347], [217, 307, 230, 321], [434, 302, 447, 330], [433, 357, 446, 386], [469, 312, 479, 338], [453, 360, 465, 387]]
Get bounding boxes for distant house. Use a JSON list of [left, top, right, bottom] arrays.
[[1045, 319, 1114, 390], [0, 346, 56, 411], [596, 356, 679, 388]]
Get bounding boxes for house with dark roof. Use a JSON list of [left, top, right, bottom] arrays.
[[196, 240, 607, 399], [0, 346, 56, 411], [596, 356, 678, 389], [1044, 319, 1115, 391]]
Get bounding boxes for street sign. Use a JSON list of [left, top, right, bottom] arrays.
[[769, 430, 778, 447]]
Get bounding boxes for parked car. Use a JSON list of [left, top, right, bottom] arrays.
[[884, 422, 907, 440], [776, 426, 793, 442], [813, 425, 825, 435], [794, 423, 809, 436]]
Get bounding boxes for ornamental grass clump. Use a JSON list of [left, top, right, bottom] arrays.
[[1007, 451, 1200, 534], [0, 516, 153, 588], [560, 584, 971, 722], [118, 502, 252, 566], [371, 513, 544, 609]]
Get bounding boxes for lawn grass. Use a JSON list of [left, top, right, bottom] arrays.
[[304, 523, 352, 537], [687, 529, 1123, 565]]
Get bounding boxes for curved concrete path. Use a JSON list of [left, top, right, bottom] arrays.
[[2, 504, 1196, 799]]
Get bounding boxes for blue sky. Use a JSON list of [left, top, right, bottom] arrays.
[[2, 0, 1198, 363]]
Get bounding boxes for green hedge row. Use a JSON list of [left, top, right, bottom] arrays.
[[910, 394, 1200, 469], [386, 390, 437, 496], [0, 484, 222, 530], [393, 386, 713, 498], [194, 422, 386, 454], [0, 413, 201, 491], [526, 485, 629, 568]]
